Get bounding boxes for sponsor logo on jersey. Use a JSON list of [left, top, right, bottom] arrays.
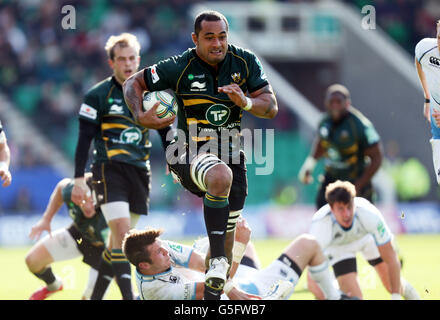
[[120, 127, 142, 145], [334, 232, 342, 239], [231, 72, 241, 84], [188, 74, 205, 80], [109, 104, 124, 115], [377, 221, 386, 237], [151, 65, 160, 83], [169, 276, 178, 283], [206, 104, 231, 126], [79, 103, 97, 120], [320, 126, 329, 138], [190, 81, 207, 92], [430, 56, 440, 66], [169, 243, 183, 253]]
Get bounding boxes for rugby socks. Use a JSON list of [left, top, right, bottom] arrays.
[[90, 248, 114, 300], [203, 193, 229, 258], [33, 267, 62, 291], [203, 193, 229, 300], [111, 248, 133, 300], [401, 277, 421, 300], [309, 261, 341, 300]]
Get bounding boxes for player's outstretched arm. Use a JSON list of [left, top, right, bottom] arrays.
[[415, 58, 431, 122], [123, 70, 175, 129], [218, 83, 278, 119], [29, 178, 70, 241], [0, 130, 12, 187], [354, 143, 382, 192], [378, 241, 402, 299], [298, 137, 326, 184]]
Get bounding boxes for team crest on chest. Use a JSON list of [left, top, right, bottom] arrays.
[[231, 72, 241, 84]]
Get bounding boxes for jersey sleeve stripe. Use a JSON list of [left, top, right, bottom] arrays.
[[418, 46, 438, 63]]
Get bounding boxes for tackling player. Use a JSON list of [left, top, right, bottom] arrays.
[[123, 218, 348, 300], [0, 120, 12, 187], [123, 10, 278, 300], [307, 180, 420, 300], [71, 33, 173, 300], [415, 20, 440, 184], [25, 173, 111, 300]]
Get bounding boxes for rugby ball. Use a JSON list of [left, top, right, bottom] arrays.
[[142, 90, 178, 119]]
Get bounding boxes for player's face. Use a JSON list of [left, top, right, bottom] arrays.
[[331, 201, 354, 228], [108, 45, 140, 84], [325, 93, 350, 122], [192, 19, 228, 66], [148, 240, 172, 272], [82, 197, 96, 218]]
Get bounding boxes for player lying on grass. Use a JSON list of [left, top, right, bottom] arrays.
[[306, 180, 420, 300], [25, 173, 111, 300], [123, 217, 350, 300]]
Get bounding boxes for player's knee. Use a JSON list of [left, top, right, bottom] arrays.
[[205, 165, 233, 195], [25, 252, 41, 272], [295, 234, 320, 253]]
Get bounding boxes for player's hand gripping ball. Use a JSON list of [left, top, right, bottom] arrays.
[[143, 90, 178, 119]]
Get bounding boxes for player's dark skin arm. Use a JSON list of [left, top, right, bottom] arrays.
[[123, 70, 175, 129], [354, 143, 383, 193], [311, 137, 327, 159], [218, 83, 278, 119]]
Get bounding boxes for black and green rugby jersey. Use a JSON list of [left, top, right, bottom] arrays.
[[61, 181, 108, 246], [79, 76, 151, 170], [143, 44, 269, 157], [318, 106, 380, 181]]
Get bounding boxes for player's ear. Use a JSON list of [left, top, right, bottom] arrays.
[[191, 32, 198, 46], [108, 58, 114, 70], [138, 261, 149, 270]]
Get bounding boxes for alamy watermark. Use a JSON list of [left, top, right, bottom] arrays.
[[361, 5, 376, 30], [164, 127, 274, 176], [61, 5, 76, 30]]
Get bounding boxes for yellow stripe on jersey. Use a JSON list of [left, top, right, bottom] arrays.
[[102, 123, 130, 130], [107, 149, 131, 158], [187, 118, 210, 125], [191, 136, 216, 142], [183, 98, 216, 107], [143, 154, 150, 161]]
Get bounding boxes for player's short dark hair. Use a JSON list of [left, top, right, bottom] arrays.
[[325, 180, 356, 206], [194, 10, 229, 35], [325, 84, 351, 101], [122, 228, 163, 267]]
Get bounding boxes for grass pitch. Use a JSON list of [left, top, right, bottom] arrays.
[[0, 234, 438, 300]]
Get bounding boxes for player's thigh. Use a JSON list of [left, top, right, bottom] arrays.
[[166, 144, 208, 197], [91, 162, 130, 206], [126, 165, 150, 216], [30, 227, 82, 270], [25, 241, 54, 272], [228, 151, 248, 212], [430, 138, 440, 184], [316, 175, 334, 210]]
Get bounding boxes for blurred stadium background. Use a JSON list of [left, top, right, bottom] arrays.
[[1, 0, 440, 299]]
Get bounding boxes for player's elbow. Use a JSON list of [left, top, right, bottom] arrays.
[[265, 100, 278, 119]]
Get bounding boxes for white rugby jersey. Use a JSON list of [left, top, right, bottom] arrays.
[[415, 38, 440, 107], [135, 240, 202, 300], [309, 197, 393, 250]]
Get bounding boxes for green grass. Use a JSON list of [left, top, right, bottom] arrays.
[[1, 234, 439, 300]]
